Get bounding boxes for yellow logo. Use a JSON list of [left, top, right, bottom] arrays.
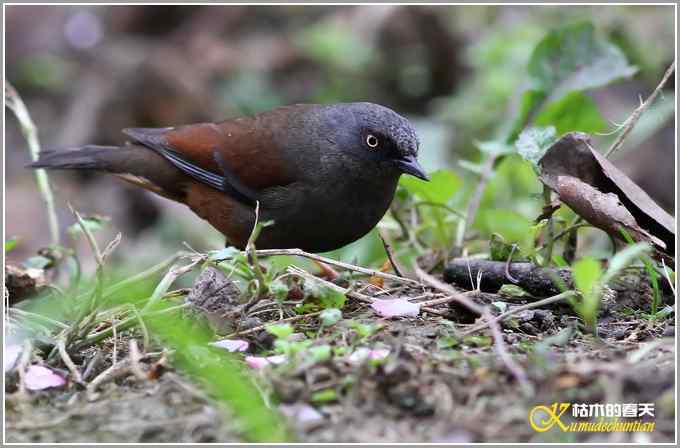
[[529, 402, 656, 433], [529, 402, 571, 432]]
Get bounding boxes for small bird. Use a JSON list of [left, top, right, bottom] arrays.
[[30, 102, 427, 252]]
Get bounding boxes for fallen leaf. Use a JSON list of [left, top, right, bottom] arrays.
[[539, 132, 674, 253], [371, 298, 420, 318], [209, 339, 249, 352], [24, 365, 66, 390]]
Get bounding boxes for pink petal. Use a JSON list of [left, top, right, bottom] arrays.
[[371, 298, 420, 318], [245, 354, 287, 369], [24, 365, 66, 390], [209, 339, 249, 352], [279, 403, 324, 424], [4, 344, 22, 373], [347, 347, 390, 365]]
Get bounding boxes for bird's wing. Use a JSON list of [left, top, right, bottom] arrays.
[[123, 116, 295, 205]]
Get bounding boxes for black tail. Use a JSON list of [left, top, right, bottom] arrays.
[[27, 144, 187, 200], [28, 146, 121, 171]]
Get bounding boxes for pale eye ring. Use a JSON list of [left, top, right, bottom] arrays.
[[366, 134, 379, 149]]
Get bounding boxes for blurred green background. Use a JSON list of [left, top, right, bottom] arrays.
[[5, 4, 675, 272]]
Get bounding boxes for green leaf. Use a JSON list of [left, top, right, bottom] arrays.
[[489, 233, 525, 262], [268, 280, 289, 301], [399, 169, 462, 204], [527, 21, 637, 99], [534, 91, 607, 135], [509, 89, 547, 141], [319, 308, 342, 327], [510, 21, 636, 142], [515, 126, 557, 168], [311, 388, 338, 403], [463, 335, 492, 347], [602, 242, 652, 285], [317, 287, 346, 310], [479, 209, 533, 247], [5, 237, 18, 253], [307, 345, 332, 363], [66, 215, 109, 238], [572, 257, 602, 299], [499, 284, 532, 298], [265, 323, 294, 340]]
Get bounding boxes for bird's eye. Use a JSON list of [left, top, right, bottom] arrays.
[[365, 134, 379, 149]]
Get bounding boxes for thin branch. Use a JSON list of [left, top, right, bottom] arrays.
[[6, 82, 60, 245], [242, 249, 421, 286], [287, 265, 374, 303], [57, 339, 83, 385], [460, 290, 576, 336], [378, 230, 406, 278], [484, 308, 531, 393], [605, 61, 676, 158]]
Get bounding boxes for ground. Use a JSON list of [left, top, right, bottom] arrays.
[[5, 270, 675, 444]]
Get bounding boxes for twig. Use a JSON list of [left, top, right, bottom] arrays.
[[414, 264, 485, 315], [5, 82, 60, 245], [244, 201, 269, 310], [111, 321, 118, 366], [541, 187, 555, 265], [128, 339, 148, 381], [605, 61, 676, 158], [86, 351, 163, 399], [484, 308, 531, 393], [415, 264, 531, 390], [287, 265, 374, 303], [226, 310, 324, 338], [82, 350, 103, 381], [460, 290, 577, 336], [16, 339, 34, 395], [57, 339, 83, 385], [505, 244, 520, 283], [417, 291, 476, 308], [244, 249, 421, 286], [378, 230, 406, 278]]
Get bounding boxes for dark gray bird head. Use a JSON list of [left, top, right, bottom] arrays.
[[322, 102, 428, 181]]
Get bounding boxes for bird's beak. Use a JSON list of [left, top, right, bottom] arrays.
[[394, 156, 429, 181]]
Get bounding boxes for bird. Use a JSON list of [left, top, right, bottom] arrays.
[[29, 102, 428, 252]]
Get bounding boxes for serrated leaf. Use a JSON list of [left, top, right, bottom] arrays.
[[399, 169, 461, 204], [516, 126, 557, 168]]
